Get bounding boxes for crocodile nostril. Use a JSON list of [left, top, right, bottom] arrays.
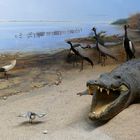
[[111, 84, 115, 88]]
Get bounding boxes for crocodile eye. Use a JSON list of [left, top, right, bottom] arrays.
[[100, 73, 108, 78]]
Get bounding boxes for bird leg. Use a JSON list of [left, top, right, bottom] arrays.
[[4, 72, 8, 80], [73, 55, 77, 67], [75, 55, 78, 67], [73, 60, 75, 67], [126, 54, 129, 61], [98, 52, 101, 64], [29, 119, 33, 124], [80, 59, 84, 71], [103, 57, 106, 66], [102, 56, 106, 66]]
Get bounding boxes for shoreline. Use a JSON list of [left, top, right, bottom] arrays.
[[0, 47, 67, 55], [0, 43, 138, 99]]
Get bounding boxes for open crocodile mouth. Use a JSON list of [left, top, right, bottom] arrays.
[[87, 83, 129, 119]]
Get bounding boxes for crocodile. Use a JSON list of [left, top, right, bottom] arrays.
[[78, 59, 140, 121]]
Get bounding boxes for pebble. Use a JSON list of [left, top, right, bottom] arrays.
[[3, 96, 7, 100], [55, 81, 60, 85], [43, 130, 48, 134]]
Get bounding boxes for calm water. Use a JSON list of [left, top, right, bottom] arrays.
[[0, 22, 123, 53]]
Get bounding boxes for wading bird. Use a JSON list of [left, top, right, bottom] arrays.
[[0, 60, 16, 79], [67, 43, 81, 67], [67, 41, 94, 70], [92, 27, 117, 66]]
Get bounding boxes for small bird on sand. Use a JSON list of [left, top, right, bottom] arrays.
[[0, 60, 16, 79], [18, 111, 46, 123]]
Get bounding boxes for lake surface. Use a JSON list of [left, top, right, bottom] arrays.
[[0, 21, 123, 53]]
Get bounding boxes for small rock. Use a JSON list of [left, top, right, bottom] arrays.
[[55, 81, 60, 85], [3, 96, 7, 100], [16, 90, 21, 93], [43, 130, 48, 134], [58, 77, 62, 82], [32, 84, 42, 88]]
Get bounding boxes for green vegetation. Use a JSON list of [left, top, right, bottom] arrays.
[[112, 18, 128, 25], [112, 13, 140, 29]]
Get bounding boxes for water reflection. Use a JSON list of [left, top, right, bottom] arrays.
[[0, 22, 122, 53], [15, 28, 82, 39]]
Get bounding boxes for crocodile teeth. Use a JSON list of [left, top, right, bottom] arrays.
[[97, 86, 100, 90], [100, 88, 103, 92], [107, 90, 110, 95]]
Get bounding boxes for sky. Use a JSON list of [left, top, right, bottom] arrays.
[[0, 0, 140, 22]]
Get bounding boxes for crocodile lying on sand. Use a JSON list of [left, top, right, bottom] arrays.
[[78, 59, 140, 121]]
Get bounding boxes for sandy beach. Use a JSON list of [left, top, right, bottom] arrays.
[[0, 43, 139, 140]]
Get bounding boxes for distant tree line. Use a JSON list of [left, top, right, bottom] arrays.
[[112, 13, 140, 29]]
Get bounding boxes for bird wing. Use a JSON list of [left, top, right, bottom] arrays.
[[36, 113, 46, 118], [83, 56, 94, 67], [73, 44, 81, 48], [18, 113, 28, 118], [2, 64, 15, 71], [98, 43, 118, 61], [129, 41, 135, 54], [2, 60, 16, 72], [74, 47, 94, 65], [2, 65, 12, 71]]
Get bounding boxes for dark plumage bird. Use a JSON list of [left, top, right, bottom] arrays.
[[67, 41, 94, 70], [92, 27, 117, 66], [123, 25, 135, 61], [67, 43, 81, 67]]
